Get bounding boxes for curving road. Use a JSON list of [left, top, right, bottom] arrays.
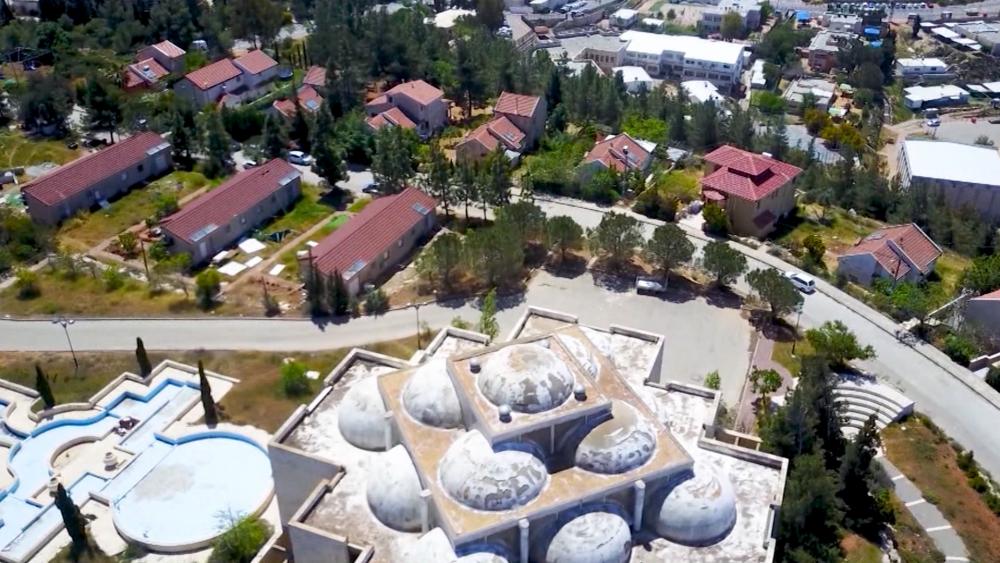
[[772, 0, 1000, 21], [2, 196, 1000, 478]]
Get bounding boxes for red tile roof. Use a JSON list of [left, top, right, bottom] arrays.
[[184, 58, 242, 90], [384, 80, 444, 106], [840, 223, 943, 279], [366, 107, 417, 131], [310, 187, 437, 278], [460, 115, 527, 154], [495, 91, 542, 118], [233, 49, 278, 75], [700, 145, 802, 202], [583, 133, 651, 173], [972, 288, 1000, 301], [125, 58, 170, 88], [151, 40, 185, 59], [22, 133, 168, 207], [274, 86, 323, 118], [160, 159, 300, 243], [303, 66, 326, 88]]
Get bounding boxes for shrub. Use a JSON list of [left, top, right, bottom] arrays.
[[704, 370, 721, 390], [451, 316, 470, 329], [942, 334, 977, 366], [102, 266, 126, 291], [209, 514, 271, 563], [280, 361, 312, 397], [702, 203, 728, 235], [364, 288, 389, 315], [14, 268, 40, 299], [986, 367, 1000, 393], [195, 268, 222, 310], [968, 474, 990, 493]]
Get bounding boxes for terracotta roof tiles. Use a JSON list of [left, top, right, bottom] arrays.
[[233, 49, 278, 75], [699, 145, 802, 201], [495, 91, 542, 118], [184, 58, 242, 90], [384, 80, 444, 106], [840, 223, 943, 279], [583, 133, 651, 172]]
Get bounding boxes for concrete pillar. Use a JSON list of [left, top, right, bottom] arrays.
[[420, 489, 433, 533], [519, 518, 530, 563], [633, 480, 646, 532], [383, 411, 394, 451]]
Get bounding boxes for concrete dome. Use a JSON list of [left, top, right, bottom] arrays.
[[403, 358, 463, 428], [557, 334, 600, 378], [402, 529, 510, 563], [543, 509, 632, 563], [439, 431, 547, 511], [652, 462, 737, 546], [477, 343, 575, 413], [575, 401, 656, 474], [366, 445, 423, 532], [338, 377, 388, 451]]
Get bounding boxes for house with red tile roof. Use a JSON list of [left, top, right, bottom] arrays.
[[454, 91, 547, 164], [699, 145, 802, 238], [577, 133, 655, 181], [302, 187, 437, 295], [836, 223, 943, 286], [175, 50, 279, 108], [22, 133, 172, 225], [965, 289, 1000, 342], [303, 66, 326, 88], [124, 58, 171, 91], [160, 159, 301, 264], [273, 85, 323, 119], [364, 80, 447, 138], [137, 40, 186, 74]]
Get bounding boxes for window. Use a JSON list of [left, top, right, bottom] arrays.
[[383, 251, 389, 260], [397, 239, 403, 247], [271, 194, 277, 203], [240, 217, 247, 224], [137, 164, 144, 173]]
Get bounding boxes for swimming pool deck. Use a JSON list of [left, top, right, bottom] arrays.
[[0, 362, 273, 563]]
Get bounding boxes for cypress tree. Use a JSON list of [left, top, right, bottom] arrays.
[[54, 484, 90, 557], [35, 364, 55, 409], [135, 337, 152, 378], [325, 273, 340, 317], [198, 361, 218, 427], [332, 270, 349, 316]]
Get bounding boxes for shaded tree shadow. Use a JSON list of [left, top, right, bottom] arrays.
[[544, 254, 588, 279], [704, 285, 744, 309]]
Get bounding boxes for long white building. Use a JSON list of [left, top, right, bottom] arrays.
[[899, 139, 1000, 221]]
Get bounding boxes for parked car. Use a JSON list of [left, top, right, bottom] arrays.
[[361, 181, 381, 195], [784, 271, 816, 294], [288, 150, 313, 166], [636, 276, 667, 294], [925, 116, 941, 127], [243, 159, 258, 170]]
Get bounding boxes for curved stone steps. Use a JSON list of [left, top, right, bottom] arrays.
[[833, 375, 914, 435]]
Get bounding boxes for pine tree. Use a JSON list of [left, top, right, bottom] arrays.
[[291, 102, 311, 153], [135, 337, 152, 378], [35, 364, 55, 409], [478, 288, 499, 340], [424, 143, 454, 216], [202, 107, 233, 178], [455, 161, 479, 221], [54, 484, 90, 558], [262, 112, 290, 159], [198, 361, 218, 427]]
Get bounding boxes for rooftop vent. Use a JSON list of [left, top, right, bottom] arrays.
[[470, 358, 481, 373]]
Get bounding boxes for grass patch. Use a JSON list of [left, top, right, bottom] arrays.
[[261, 183, 337, 239], [841, 534, 883, 563], [57, 171, 216, 250], [0, 335, 420, 433], [771, 337, 813, 375], [347, 197, 372, 213], [934, 251, 972, 296], [883, 414, 1000, 563], [276, 213, 349, 281], [776, 205, 882, 257], [0, 269, 201, 317], [0, 131, 79, 170]]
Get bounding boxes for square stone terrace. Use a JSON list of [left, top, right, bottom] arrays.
[[424, 326, 491, 360]]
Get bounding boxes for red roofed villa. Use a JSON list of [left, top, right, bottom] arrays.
[[124, 58, 171, 91], [160, 159, 301, 264], [455, 91, 547, 164], [175, 49, 279, 108], [365, 80, 448, 138], [699, 145, 802, 237], [137, 40, 186, 73], [273, 85, 324, 119], [302, 187, 438, 296], [22, 132, 172, 225], [836, 223, 943, 286], [303, 65, 327, 88], [578, 133, 655, 180]]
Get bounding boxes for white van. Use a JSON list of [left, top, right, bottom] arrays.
[[784, 271, 816, 294]]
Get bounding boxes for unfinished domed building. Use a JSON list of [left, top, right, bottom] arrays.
[[265, 307, 788, 563]]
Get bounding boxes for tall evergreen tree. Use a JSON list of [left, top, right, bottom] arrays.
[[262, 112, 290, 159], [332, 270, 349, 316], [839, 414, 886, 535], [135, 337, 152, 378], [54, 484, 90, 558], [198, 361, 219, 426], [478, 288, 499, 340], [325, 273, 341, 317], [305, 259, 327, 315], [424, 143, 455, 216], [35, 364, 55, 409], [202, 107, 233, 178], [455, 161, 479, 221]]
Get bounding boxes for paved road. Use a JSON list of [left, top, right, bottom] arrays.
[[3, 196, 1000, 477], [772, 0, 1000, 22]]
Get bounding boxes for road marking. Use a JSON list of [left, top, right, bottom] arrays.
[[905, 499, 926, 507], [891, 474, 905, 481], [926, 525, 952, 532]]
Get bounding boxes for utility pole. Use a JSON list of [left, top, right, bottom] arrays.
[[139, 237, 150, 281], [791, 302, 804, 355], [414, 302, 424, 349]]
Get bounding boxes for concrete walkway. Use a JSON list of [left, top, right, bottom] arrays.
[[734, 335, 796, 433], [878, 456, 969, 562]]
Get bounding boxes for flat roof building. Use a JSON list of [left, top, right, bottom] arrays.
[[902, 84, 969, 109], [898, 139, 1000, 222], [619, 30, 748, 89], [266, 306, 788, 563]]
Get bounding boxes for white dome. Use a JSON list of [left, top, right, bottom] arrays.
[[401, 529, 510, 563], [557, 334, 600, 378], [403, 358, 463, 428], [543, 509, 632, 563], [652, 462, 737, 546], [439, 431, 547, 511], [477, 343, 575, 413], [366, 446, 423, 532], [338, 377, 388, 451], [575, 401, 656, 474]]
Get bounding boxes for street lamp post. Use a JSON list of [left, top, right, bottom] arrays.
[[52, 317, 78, 371], [413, 303, 424, 349], [791, 302, 804, 355]]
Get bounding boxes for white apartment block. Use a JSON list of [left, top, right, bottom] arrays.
[[699, 0, 763, 35], [618, 30, 747, 89]]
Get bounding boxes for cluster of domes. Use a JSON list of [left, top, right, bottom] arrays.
[[651, 462, 738, 546], [538, 505, 633, 563], [338, 377, 388, 451], [439, 431, 548, 511], [575, 401, 656, 474], [366, 446, 423, 532], [477, 343, 576, 413], [402, 358, 463, 428]]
